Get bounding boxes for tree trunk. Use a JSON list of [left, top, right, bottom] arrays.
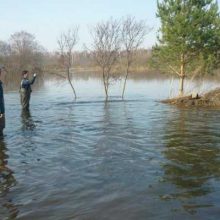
[[122, 64, 129, 99], [67, 67, 77, 99], [102, 68, 108, 99], [179, 75, 184, 96], [179, 54, 185, 96], [122, 53, 132, 99]]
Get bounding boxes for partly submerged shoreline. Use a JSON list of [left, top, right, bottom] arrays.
[[162, 88, 220, 108]]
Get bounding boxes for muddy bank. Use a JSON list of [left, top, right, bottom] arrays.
[[162, 88, 220, 107]]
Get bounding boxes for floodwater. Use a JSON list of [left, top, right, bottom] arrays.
[[0, 78, 220, 220]]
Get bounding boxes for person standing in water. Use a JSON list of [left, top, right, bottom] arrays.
[[20, 70, 37, 111], [0, 68, 5, 136]]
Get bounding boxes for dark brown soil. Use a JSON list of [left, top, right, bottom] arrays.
[[162, 88, 220, 108]]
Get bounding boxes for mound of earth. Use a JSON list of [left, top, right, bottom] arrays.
[[162, 88, 220, 107]]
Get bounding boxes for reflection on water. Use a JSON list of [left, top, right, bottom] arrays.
[[162, 109, 220, 215], [21, 110, 36, 131], [0, 79, 220, 220], [0, 138, 18, 219]]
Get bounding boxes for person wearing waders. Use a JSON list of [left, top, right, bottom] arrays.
[[0, 68, 5, 137], [20, 70, 37, 111]]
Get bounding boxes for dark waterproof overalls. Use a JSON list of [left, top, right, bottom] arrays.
[[0, 81, 5, 134], [20, 76, 36, 111]]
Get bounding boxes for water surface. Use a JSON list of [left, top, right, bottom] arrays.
[[1, 78, 220, 220]]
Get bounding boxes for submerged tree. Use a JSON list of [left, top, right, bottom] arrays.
[[57, 27, 79, 99], [90, 18, 121, 99], [152, 0, 220, 96], [121, 16, 149, 99]]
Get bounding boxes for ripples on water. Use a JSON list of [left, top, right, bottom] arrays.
[[0, 79, 220, 220]]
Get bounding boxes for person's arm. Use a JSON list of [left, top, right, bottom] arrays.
[[29, 74, 37, 85]]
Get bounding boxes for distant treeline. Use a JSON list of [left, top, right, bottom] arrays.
[[0, 31, 153, 87], [46, 49, 153, 75]]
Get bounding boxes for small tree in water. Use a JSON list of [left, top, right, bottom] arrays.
[[121, 16, 150, 99], [90, 18, 121, 99], [57, 27, 79, 99], [152, 0, 220, 96]]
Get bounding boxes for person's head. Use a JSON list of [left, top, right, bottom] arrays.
[[22, 70, 29, 79]]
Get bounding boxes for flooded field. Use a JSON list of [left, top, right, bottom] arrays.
[[0, 78, 220, 220]]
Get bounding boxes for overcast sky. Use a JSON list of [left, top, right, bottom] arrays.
[[1, 0, 220, 51]]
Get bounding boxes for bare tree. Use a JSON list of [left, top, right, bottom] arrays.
[[10, 31, 39, 54], [0, 31, 45, 89], [0, 41, 11, 72], [121, 16, 150, 98], [90, 18, 121, 99], [10, 31, 44, 71], [0, 41, 11, 57], [57, 27, 79, 99]]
